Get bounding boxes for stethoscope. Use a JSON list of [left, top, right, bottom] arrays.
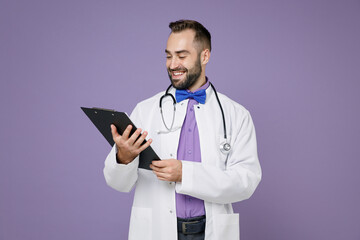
[[159, 82, 231, 154]]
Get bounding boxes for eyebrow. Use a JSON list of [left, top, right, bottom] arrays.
[[165, 49, 191, 55]]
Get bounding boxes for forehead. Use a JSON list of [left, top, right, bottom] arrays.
[[166, 29, 197, 53]]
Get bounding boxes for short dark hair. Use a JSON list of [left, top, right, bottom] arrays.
[[169, 19, 212, 52]]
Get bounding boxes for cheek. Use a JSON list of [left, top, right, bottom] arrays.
[[166, 60, 171, 69], [184, 58, 197, 69], [182, 63, 192, 71]]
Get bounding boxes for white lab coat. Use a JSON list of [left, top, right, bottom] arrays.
[[103, 86, 262, 240]]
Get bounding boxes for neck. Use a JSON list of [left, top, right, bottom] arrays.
[[188, 73, 206, 92]]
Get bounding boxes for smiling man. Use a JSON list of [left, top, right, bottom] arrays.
[[165, 26, 208, 92], [104, 20, 262, 240]]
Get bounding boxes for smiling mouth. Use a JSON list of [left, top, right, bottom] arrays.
[[171, 70, 186, 79]]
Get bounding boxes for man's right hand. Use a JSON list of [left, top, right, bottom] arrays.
[[110, 124, 152, 164]]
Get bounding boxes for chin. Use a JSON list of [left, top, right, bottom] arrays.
[[170, 78, 184, 89], [172, 81, 186, 90]]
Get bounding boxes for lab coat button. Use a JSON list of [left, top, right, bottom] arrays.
[[170, 210, 173, 213], [170, 153, 173, 157]]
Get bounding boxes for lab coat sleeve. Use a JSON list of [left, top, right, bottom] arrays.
[[175, 110, 262, 204], [103, 145, 139, 192], [103, 104, 142, 192]]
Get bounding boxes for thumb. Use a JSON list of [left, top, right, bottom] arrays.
[[110, 124, 120, 139]]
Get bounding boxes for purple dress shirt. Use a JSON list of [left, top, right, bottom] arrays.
[[176, 80, 210, 219]]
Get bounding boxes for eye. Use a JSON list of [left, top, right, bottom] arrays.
[[179, 56, 186, 59], [166, 55, 172, 59]]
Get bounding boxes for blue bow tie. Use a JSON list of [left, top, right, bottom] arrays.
[[175, 89, 206, 104]]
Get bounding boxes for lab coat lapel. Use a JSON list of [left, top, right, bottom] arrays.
[[194, 86, 223, 166]]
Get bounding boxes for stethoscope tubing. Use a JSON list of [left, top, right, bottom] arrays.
[[159, 83, 230, 153], [209, 82, 227, 140]]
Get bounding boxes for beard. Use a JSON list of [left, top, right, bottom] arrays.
[[167, 55, 202, 90]]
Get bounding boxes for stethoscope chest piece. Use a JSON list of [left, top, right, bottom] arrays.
[[220, 142, 231, 154]]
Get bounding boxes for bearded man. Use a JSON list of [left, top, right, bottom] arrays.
[[104, 19, 262, 240]]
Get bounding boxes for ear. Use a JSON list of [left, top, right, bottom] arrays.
[[201, 49, 211, 65]]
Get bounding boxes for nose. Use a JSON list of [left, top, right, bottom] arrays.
[[168, 57, 180, 70]]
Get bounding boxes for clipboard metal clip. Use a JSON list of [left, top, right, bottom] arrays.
[[92, 107, 115, 112]]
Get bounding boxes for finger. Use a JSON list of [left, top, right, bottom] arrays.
[[153, 171, 170, 181], [137, 139, 152, 153], [110, 124, 120, 139], [133, 131, 148, 148], [150, 163, 163, 172], [157, 177, 168, 181], [128, 128, 142, 145], [122, 125, 133, 140], [151, 160, 168, 167]]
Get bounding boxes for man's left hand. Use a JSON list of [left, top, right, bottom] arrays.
[[150, 159, 182, 182]]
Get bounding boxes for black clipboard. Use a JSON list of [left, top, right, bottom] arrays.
[[81, 107, 160, 170]]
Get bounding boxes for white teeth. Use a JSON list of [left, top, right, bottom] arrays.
[[174, 72, 184, 76]]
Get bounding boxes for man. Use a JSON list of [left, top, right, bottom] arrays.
[[104, 20, 261, 240]]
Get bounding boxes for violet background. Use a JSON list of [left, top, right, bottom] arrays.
[[1, 0, 359, 239]]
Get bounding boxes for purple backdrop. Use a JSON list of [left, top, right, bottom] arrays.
[[1, 0, 359, 239]]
